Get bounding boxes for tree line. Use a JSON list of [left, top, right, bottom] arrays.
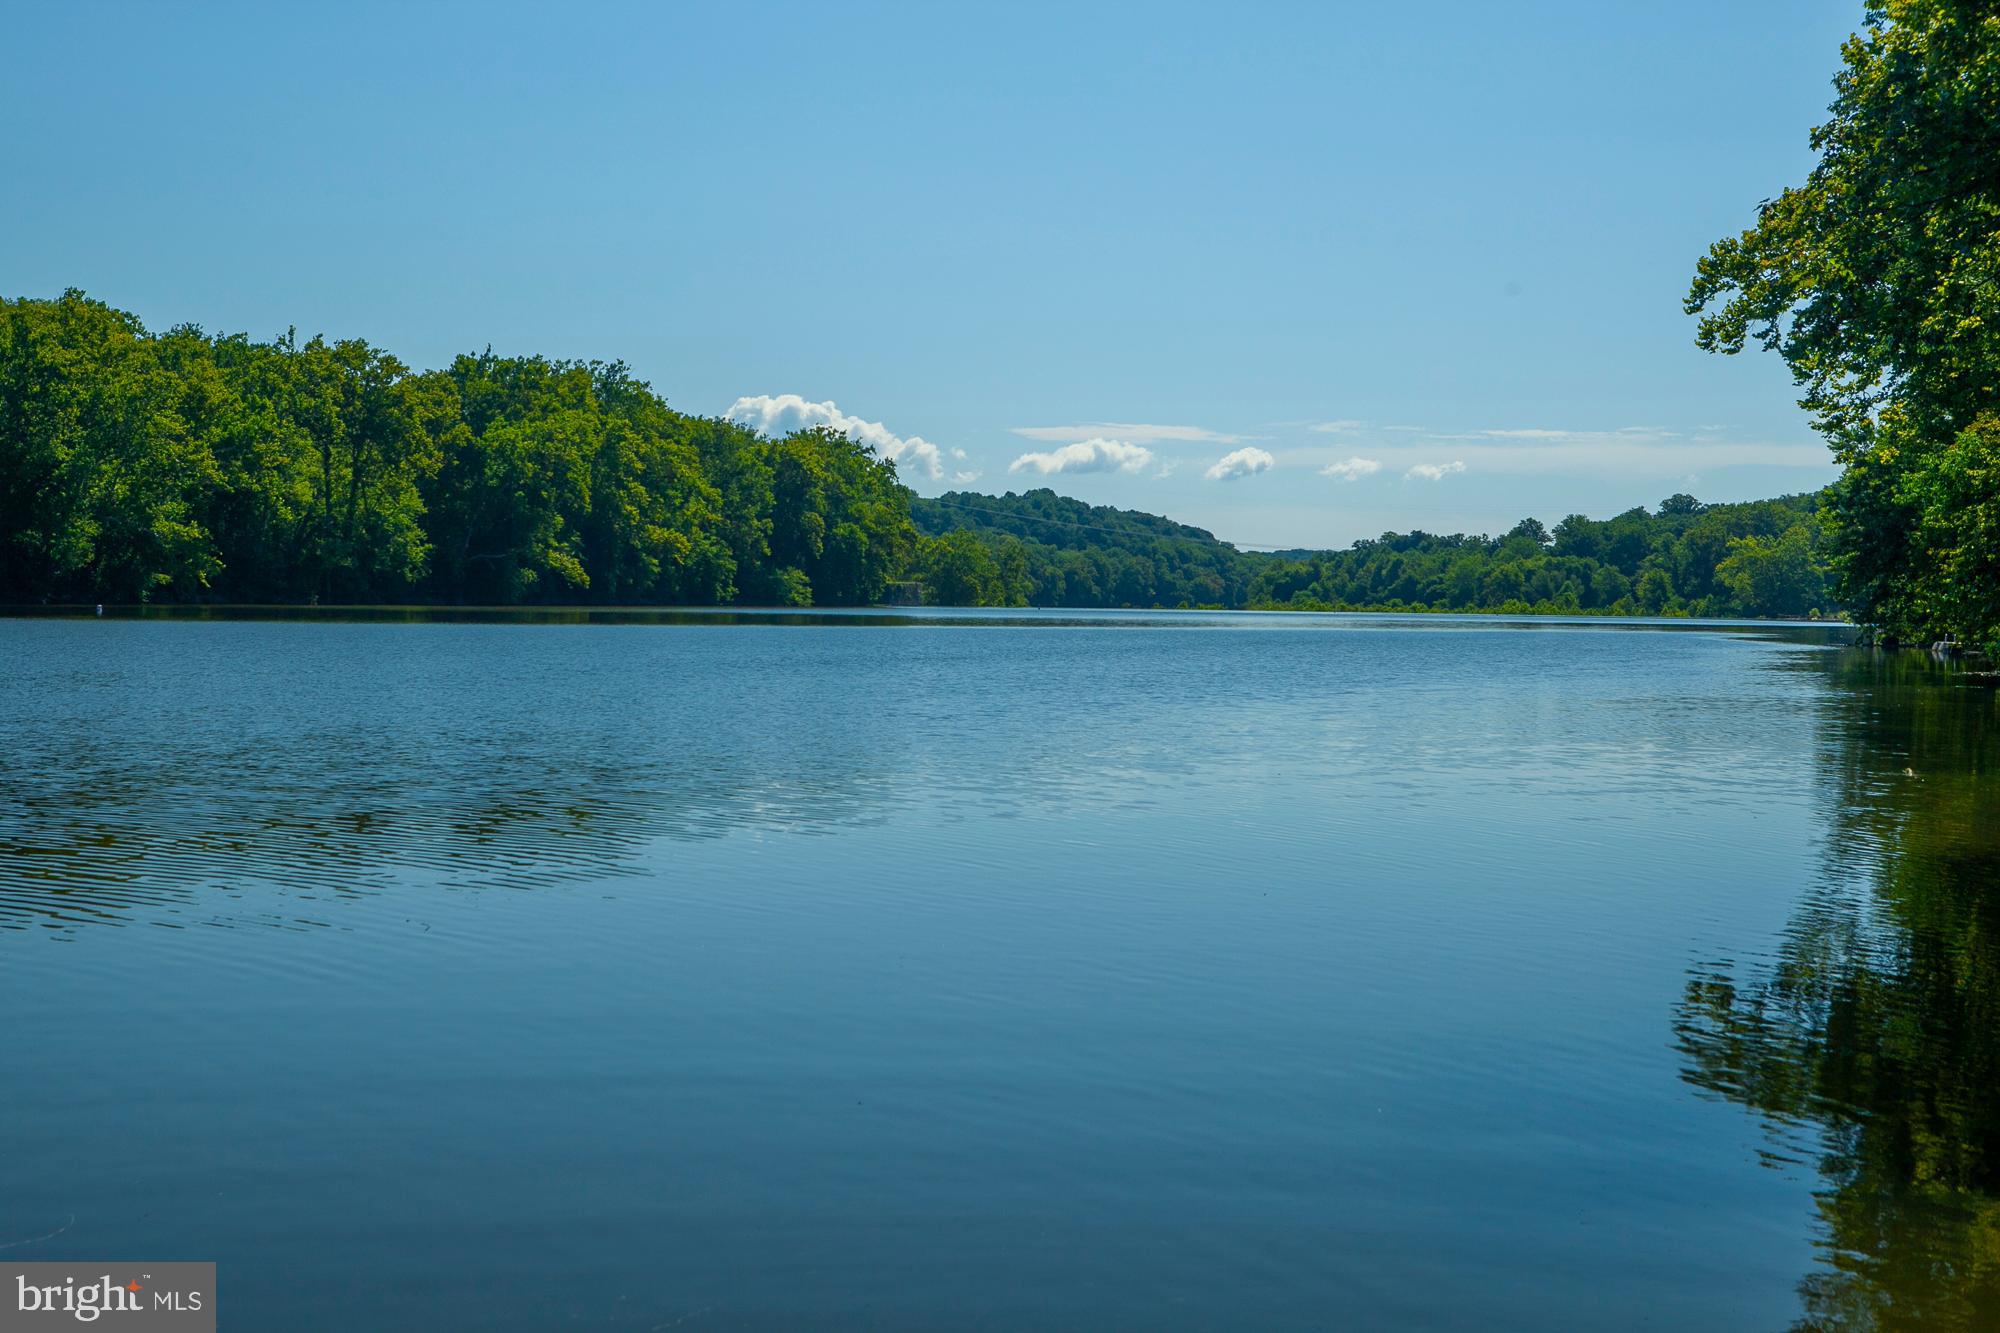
[[912, 488, 1835, 617], [0, 291, 913, 607], [909, 490, 1254, 609], [3, 289, 1845, 618]]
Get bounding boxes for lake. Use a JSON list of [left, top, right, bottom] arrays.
[[2, 611, 1995, 1331]]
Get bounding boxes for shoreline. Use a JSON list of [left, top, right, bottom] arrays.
[[0, 601, 1859, 629]]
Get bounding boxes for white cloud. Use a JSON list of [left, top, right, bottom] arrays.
[[1008, 438, 1156, 476], [1320, 456, 1383, 482], [725, 393, 946, 480], [1011, 422, 1244, 445], [1406, 460, 1467, 481], [1309, 419, 1368, 434], [1204, 447, 1276, 482]]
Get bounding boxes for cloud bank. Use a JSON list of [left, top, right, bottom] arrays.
[[725, 393, 947, 480], [1204, 447, 1275, 482], [1320, 456, 1383, 482], [1008, 438, 1156, 476]]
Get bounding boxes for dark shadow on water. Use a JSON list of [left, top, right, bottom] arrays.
[[1676, 652, 2000, 1331]]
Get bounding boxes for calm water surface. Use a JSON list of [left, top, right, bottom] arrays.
[[2, 611, 1995, 1330]]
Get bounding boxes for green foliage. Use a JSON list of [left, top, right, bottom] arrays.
[[0, 291, 1853, 620], [914, 529, 1010, 607], [1688, 0, 2000, 650], [0, 292, 911, 607], [911, 490, 1247, 608], [0, 291, 221, 601], [913, 487, 1839, 617], [424, 353, 734, 604], [765, 427, 913, 607], [1899, 414, 2000, 652], [1239, 494, 1831, 618], [1716, 517, 1829, 620]]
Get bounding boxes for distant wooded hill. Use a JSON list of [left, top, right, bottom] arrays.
[[912, 488, 1834, 618]]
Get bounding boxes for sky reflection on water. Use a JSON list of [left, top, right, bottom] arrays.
[[3, 612, 1992, 1330]]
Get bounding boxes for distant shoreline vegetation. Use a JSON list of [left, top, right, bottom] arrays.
[[910, 489, 1836, 619], [4, 290, 1833, 621]]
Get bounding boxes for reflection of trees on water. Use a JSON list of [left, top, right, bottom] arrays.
[[0, 729, 904, 931], [0, 620, 1268, 933], [0, 630, 936, 931], [1677, 653, 2000, 1331]]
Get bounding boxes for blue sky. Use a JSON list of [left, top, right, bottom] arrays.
[[3, 1, 1859, 548]]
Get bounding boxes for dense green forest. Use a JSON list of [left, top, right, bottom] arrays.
[[1688, 0, 2000, 653], [1, 289, 1837, 618], [909, 491, 1255, 610], [0, 291, 912, 607], [913, 488, 1835, 617]]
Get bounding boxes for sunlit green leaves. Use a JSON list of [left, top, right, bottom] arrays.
[[0, 295, 924, 608], [1689, 0, 2000, 648]]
